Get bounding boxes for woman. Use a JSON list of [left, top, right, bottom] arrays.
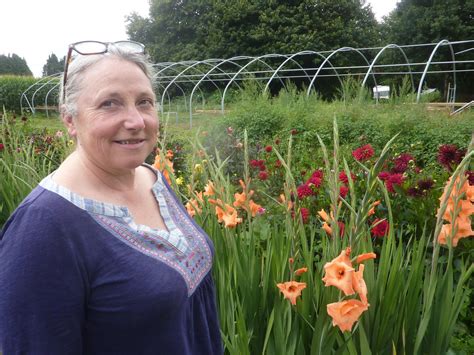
[[0, 41, 223, 354]]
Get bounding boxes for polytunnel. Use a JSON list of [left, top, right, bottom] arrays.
[[21, 39, 474, 126]]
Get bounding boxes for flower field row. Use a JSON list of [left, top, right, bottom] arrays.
[[1, 107, 473, 353]]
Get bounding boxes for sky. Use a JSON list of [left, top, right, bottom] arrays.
[[0, 0, 399, 78]]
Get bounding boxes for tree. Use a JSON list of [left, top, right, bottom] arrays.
[[0, 54, 33, 76], [42, 53, 65, 77], [126, 0, 380, 63], [381, 0, 474, 100]]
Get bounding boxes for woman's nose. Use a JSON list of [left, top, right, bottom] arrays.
[[124, 107, 146, 130]]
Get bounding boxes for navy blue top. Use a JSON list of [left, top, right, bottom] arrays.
[[0, 167, 223, 355]]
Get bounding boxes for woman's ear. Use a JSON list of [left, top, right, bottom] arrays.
[[61, 108, 77, 137]]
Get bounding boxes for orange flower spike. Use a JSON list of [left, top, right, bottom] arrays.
[[368, 200, 381, 216], [276, 281, 307, 306], [356, 252, 377, 264], [327, 299, 369, 332], [318, 209, 330, 222], [295, 267, 308, 276], [352, 264, 368, 305], [438, 217, 474, 247], [322, 222, 332, 235], [204, 181, 216, 197]]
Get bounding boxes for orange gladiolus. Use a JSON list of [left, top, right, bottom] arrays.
[[276, 281, 307, 305], [248, 200, 264, 217], [318, 209, 330, 222], [185, 198, 202, 217], [352, 264, 368, 304], [165, 149, 174, 160], [438, 218, 473, 247], [322, 261, 355, 296], [221, 205, 243, 228], [355, 252, 376, 264], [203, 181, 216, 197], [437, 176, 474, 247], [153, 154, 174, 185], [327, 299, 369, 332], [322, 222, 332, 235], [368, 200, 381, 216], [295, 267, 308, 276], [279, 194, 293, 211]]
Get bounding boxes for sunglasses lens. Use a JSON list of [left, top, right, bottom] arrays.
[[113, 41, 145, 54], [74, 41, 108, 55]]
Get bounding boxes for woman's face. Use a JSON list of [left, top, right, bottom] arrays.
[[65, 57, 158, 174]]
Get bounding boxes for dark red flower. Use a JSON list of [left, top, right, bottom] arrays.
[[339, 171, 356, 185], [416, 178, 434, 191], [466, 171, 474, 186], [275, 160, 282, 168], [300, 208, 310, 224], [297, 184, 313, 199], [371, 219, 389, 238], [0, 143, 4, 151], [378, 171, 391, 181], [337, 221, 345, 237], [275, 138, 281, 145], [258, 171, 269, 181], [21, 116, 28, 122], [339, 185, 349, 198], [265, 145, 273, 153], [352, 144, 374, 162], [437, 144, 465, 172], [407, 187, 422, 197], [291, 129, 298, 135], [392, 153, 414, 174], [306, 170, 323, 187]]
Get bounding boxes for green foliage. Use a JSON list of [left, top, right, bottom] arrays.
[[180, 121, 473, 354], [0, 76, 59, 113], [210, 86, 473, 170], [381, 0, 474, 100], [0, 113, 69, 226], [0, 54, 32, 76], [42, 53, 65, 77], [127, 0, 380, 63]]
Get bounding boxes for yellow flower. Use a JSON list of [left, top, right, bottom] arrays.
[[175, 177, 184, 185]]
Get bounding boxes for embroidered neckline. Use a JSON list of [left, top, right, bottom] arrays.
[[39, 164, 189, 254]]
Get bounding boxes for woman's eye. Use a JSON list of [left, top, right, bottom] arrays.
[[100, 100, 116, 108], [139, 99, 155, 107]]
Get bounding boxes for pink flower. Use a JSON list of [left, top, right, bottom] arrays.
[[300, 208, 310, 223], [306, 170, 323, 187], [258, 171, 269, 181], [352, 144, 374, 162], [339, 185, 349, 198], [339, 171, 356, 185], [392, 153, 414, 173], [0, 143, 4, 151], [297, 184, 313, 199]]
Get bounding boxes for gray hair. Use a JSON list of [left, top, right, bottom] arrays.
[[59, 46, 156, 117]]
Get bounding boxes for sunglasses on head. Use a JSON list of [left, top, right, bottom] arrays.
[[62, 40, 145, 102]]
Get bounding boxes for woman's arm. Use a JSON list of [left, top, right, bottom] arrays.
[[0, 202, 85, 355]]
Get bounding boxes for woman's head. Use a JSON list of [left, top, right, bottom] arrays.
[[60, 42, 156, 117], [60, 41, 159, 173]]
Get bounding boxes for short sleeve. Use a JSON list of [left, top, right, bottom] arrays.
[[0, 202, 86, 355]]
